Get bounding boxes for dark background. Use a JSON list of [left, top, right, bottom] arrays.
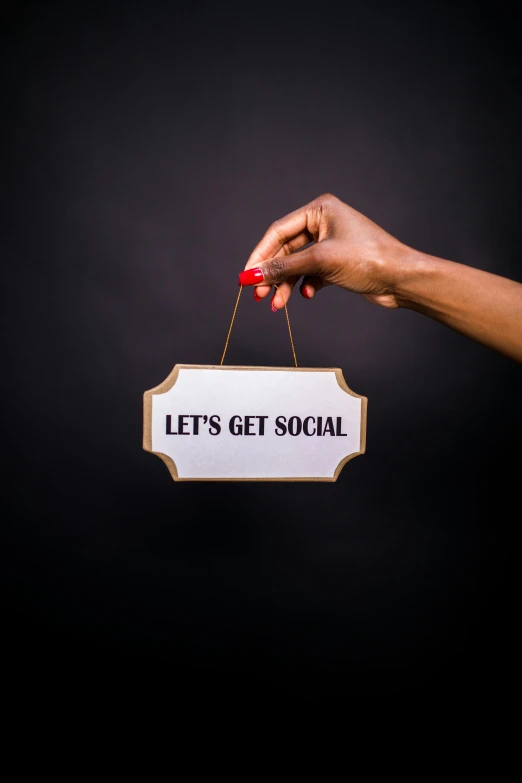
[[2, 0, 520, 698]]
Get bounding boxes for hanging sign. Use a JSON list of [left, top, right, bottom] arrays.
[[143, 285, 367, 482], [143, 364, 367, 482]]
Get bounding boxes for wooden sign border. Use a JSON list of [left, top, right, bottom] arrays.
[[143, 364, 367, 482]]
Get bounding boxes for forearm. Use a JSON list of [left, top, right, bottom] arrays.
[[395, 250, 522, 362]]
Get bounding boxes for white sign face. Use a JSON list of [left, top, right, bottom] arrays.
[[143, 365, 367, 482]]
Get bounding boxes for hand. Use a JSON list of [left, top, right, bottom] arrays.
[[239, 193, 522, 362], [239, 193, 412, 310]]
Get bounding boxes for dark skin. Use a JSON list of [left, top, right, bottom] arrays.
[[240, 193, 522, 363]]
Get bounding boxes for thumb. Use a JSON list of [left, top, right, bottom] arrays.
[[238, 245, 321, 287]]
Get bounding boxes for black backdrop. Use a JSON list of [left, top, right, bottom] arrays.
[[2, 1, 520, 698]]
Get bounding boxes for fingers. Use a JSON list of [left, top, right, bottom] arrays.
[[244, 194, 338, 272], [251, 239, 309, 302], [254, 275, 327, 308], [300, 276, 329, 300], [252, 241, 310, 307], [271, 276, 300, 310], [240, 244, 323, 310], [239, 244, 320, 289], [245, 205, 313, 271], [247, 230, 312, 275], [253, 275, 303, 310], [253, 284, 271, 301], [240, 194, 344, 309], [255, 274, 328, 309]]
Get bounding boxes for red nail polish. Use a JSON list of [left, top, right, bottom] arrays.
[[254, 291, 261, 302], [271, 298, 277, 312], [302, 286, 312, 299], [239, 268, 265, 286]]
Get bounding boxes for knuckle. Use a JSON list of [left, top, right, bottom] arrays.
[[266, 256, 288, 282], [317, 192, 338, 206], [282, 237, 299, 255], [270, 220, 287, 246], [307, 194, 339, 236]]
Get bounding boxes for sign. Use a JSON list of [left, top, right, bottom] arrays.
[[143, 365, 367, 482]]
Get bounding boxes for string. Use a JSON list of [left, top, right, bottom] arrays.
[[220, 284, 298, 368], [220, 285, 243, 366], [276, 284, 298, 369]]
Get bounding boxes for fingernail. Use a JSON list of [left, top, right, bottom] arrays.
[[254, 291, 261, 302], [239, 268, 265, 286], [302, 286, 312, 299], [271, 297, 277, 312]]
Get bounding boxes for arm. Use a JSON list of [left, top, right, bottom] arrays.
[[238, 193, 522, 363], [395, 251, 522, 362]]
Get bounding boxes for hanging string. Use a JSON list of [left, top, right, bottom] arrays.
[[276, 285, 298, 369], [220, 284, 298, 368], [220, 285, 243, 366]]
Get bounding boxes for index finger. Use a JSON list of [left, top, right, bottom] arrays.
[[244, 204, 313, 270]]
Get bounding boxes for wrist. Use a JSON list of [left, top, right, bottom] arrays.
[[391, 245, 439, 309]]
